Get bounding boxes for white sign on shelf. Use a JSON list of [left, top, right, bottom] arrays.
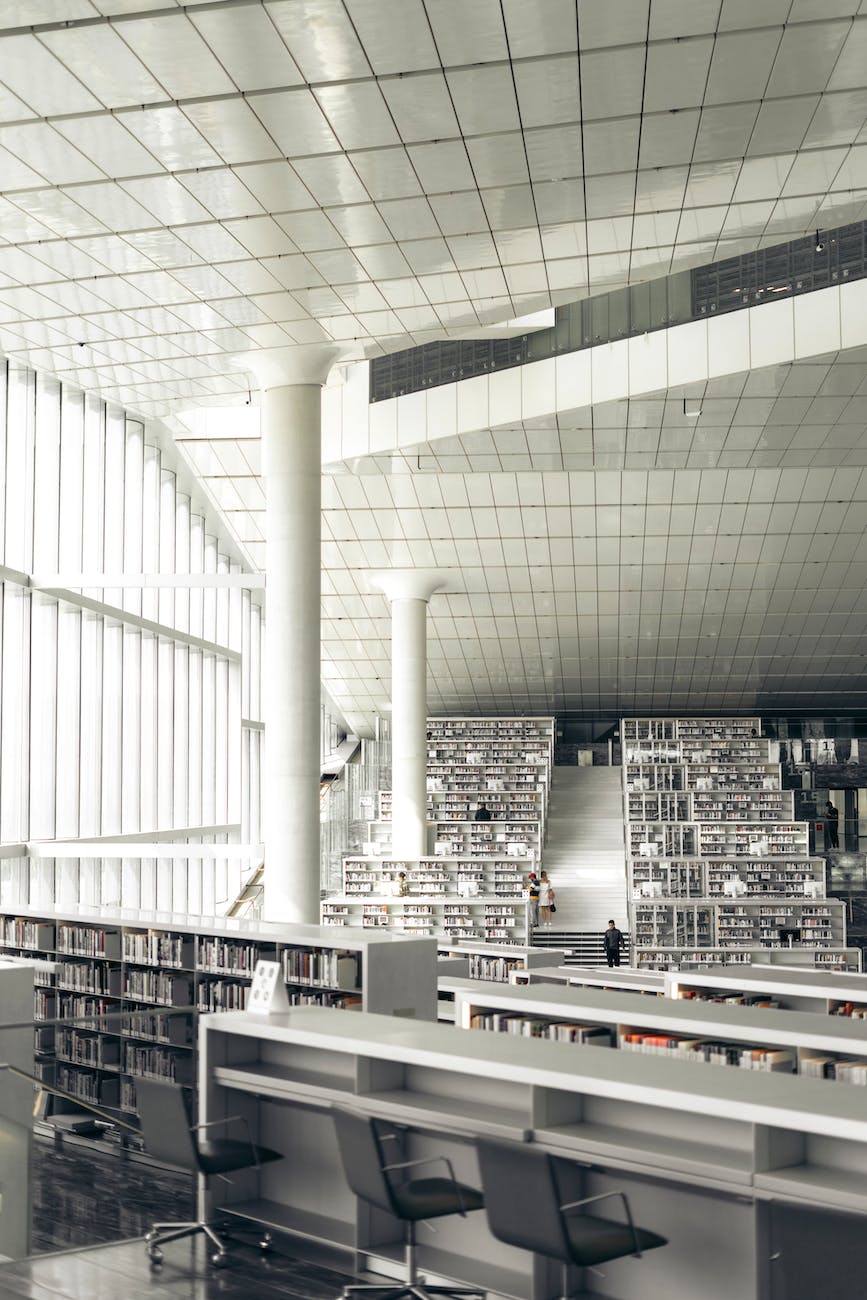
[[247, 960, 291, 1015]]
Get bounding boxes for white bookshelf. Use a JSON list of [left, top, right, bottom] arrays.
[[202, 1004, 867, 1300], [635, 946, 860, 971], [622, 717, 848, 970], [322, 895, 530, 943], [436, 942, 566, 981], [0, 905, 438, 1129], [365, 818, 542, 860], [340, 856, 527, 898], [666, 965, 867, 1014], [450, 979, 867, 1083], [0, 960, 34, 1258], [378, 787, 546, 824]]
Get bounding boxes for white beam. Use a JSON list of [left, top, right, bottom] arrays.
[[31, 573, 265, 589]]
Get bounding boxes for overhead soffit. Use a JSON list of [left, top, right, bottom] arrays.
[[0, 1, 865, 418], [2, 1, 867, 728]]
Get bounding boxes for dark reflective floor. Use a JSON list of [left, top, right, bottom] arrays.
[[31, 1133, 195, 1254], [11, 1135, 353, 1300], [0, 1238, 351, 1300]]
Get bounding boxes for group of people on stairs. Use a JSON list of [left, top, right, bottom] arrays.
[[526, 869, 624, 966]]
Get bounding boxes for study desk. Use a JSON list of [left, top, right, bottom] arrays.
[[201, 1006, 867, 1300]]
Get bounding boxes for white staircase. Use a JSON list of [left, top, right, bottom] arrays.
[[541, 766, 628, 935]]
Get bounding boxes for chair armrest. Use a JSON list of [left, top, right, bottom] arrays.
[[382, 1155, 469, 1215], [559, 1190, 642, 1257], [195, 1115, 260, 1168]]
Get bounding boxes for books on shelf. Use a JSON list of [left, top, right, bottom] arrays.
[[282, 948, 360, 991], [621, 1032, 796, 1072], [469, 1010, 613, 1044]]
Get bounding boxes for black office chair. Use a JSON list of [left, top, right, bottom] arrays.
[[332, 1106, 486, 1300], [476, 1140, 666, 1300], [136, 1077, 282, 1267]]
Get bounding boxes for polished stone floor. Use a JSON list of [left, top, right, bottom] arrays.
[[30, 1134, 196, 1254], [14, 1135, 355, 1299], [0, 1237, 353, 1299]]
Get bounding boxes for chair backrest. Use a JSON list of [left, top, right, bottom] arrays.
[[136, 1078, 200, 1173], [476, 1140, 572, 1263], [331, 1107, 396, 1215]]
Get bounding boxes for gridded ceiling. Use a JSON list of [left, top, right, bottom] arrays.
[[4, 0, 867, 729], [0, 1, 866, 418], [176, 348, 867, 731]]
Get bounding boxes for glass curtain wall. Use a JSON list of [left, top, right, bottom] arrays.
[[0, 359, 264, 915]]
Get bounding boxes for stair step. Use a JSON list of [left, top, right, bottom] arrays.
[[541, 766, 627, 932]]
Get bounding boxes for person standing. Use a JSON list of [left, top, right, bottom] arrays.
[[526, 872, 540, 929], [603, 920, 623, 967], [538, 870, 555, 927], [825, 801, 840, 849], [474, 802, 492, 821]]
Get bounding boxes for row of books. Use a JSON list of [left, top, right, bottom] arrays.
[[57, 925, 121, 959], [468, 954, 523, 982], [801, 1057, 867, 1085], [621, 1033, 796, 1071], [122, 932, 192, 968], [281, 948, 360, 990], [468, 1012, 612, 1044], [197, 937, 274, 975]]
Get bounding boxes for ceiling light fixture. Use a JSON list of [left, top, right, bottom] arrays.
[[682, 397, 702, 419], [814, 230, 825, 253]]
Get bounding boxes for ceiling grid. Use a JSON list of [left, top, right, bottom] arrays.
[[0, 1, 866, 727]]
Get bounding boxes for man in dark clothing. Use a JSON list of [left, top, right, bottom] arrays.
[[603, 920, 623, 967], [474, 802, 492, 821], [825, 802, 840, 849]]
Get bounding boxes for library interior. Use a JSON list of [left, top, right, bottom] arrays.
[[1, 1, 867, 1298]]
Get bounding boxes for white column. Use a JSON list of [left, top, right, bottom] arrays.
[[243, 346, 342, 923], [371, 572, 446, 859]]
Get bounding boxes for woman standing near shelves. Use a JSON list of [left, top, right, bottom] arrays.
[[538, 871, 555, 927]]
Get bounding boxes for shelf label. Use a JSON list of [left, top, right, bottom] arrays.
[[247, 960, 291, 1015]]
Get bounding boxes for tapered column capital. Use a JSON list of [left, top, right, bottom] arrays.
[[236, 345, 346, 391], [368, 570, 449, 604]]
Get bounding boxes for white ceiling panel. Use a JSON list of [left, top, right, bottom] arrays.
[[183, 98, 283, 164], [0, 0, 866, 724], [314, 82, 401, 151], [189, 7, 304, 91], [345, 0, 437, 75], [0, 122, 104, 185], [120, 107, 222, 171], [39, 24, 167, 108], [0, 32, 102, 115], [266, 0, 370, 81], [115, 13, 236, 98]]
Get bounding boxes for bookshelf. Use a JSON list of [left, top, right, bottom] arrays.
[[330, 717, 554, 942], [666, 966, 867, 1015], [0, 960, 35, 1259], [201, 1004, 867, 1300], [0, 906, 437, 1130], [340, 855, 527, 898], [449, 980, 867, 1085], [433, 944, 566, 1021], [622, 717, 848, 969], [378, 788, 546, 823], [366, 818, 542, 861], [511, 965, 668, 995], [322, 895, 530, 943], [634, 946, 860, 971], [435, 941, 565, 980]]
